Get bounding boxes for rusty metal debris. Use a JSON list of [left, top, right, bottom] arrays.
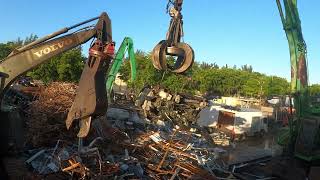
[[3, 82, 280, 179], [23, 82, 78, 147], [135, 86, 207, 127], [23, 106, 226, 179]]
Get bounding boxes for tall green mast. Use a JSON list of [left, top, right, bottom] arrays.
[[277, 0, 309, 118], [277, 0, 320, 161]]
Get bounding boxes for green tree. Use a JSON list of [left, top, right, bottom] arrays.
[[0, 34, 39, 60], [0, 42, 15, 60], [266, 76, 289, 96], [310, 84, 320, 96], [112, 49, 290, 98], [241, 64, 253, 73], [24, 34, 38, 45], [199, 62, 219, 69], [119, 50, 162, 93]]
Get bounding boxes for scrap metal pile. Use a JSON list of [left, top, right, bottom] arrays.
[[25, 109, 233, 179], [6, 82, 240, 179], [2, 81, 285, 180], [135, 86, 208, 127]]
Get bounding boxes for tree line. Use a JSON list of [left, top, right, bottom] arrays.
[[1, 35, 320, 98], [119, 51, 290, 98]]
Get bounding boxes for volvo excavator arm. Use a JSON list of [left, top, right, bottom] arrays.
[[0, 12, 114, 138], [0, 12, 111, 97]]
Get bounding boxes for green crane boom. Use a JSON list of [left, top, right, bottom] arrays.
[[276, 0, 309, 117], [106, 37, 136, 94], [276, 0, 320, 161]]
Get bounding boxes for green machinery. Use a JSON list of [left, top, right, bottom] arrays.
[[276, 0, 320, 161], [106, 37, 136, 96]]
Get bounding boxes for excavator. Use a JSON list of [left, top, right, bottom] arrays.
[[0, 13, 140, 178], [0, 0, 193, 147], [0, 4, 187, 149], [0, 12, 114, 150]]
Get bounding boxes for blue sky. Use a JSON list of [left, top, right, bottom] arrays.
[[1, 0, 319, 84]]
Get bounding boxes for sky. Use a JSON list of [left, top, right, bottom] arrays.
[[0, 0, 319, 84]]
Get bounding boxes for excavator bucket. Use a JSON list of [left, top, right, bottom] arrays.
[[66, 41, 114, 137]]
